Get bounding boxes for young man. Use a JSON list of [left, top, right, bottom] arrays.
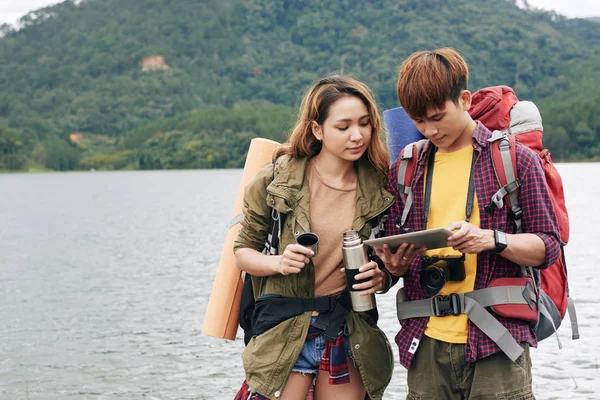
[[377, 48, 561, 399]]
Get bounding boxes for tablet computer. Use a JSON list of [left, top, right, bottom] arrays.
[[363, 227, 453, 252]]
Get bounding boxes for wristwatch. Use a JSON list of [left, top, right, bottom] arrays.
[[492, 229, 507, 254]]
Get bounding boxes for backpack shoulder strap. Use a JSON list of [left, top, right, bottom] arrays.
[[242, 158, 287, 344], [396, 139, 428, 228], [488, 131, 523, 233], [263, 157, 287, 255]]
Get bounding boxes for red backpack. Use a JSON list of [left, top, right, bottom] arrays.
[[469, 86, 570, 243], [395, 86, 579, 349], [470, 86, 578, 343]]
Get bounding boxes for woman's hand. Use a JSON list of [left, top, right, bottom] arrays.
[[273, 243, 314, 275], [344, 261, 385, 295], [374, 243, 425, 276]]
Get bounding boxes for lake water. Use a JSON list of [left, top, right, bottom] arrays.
[[0, 164, 598, 399]]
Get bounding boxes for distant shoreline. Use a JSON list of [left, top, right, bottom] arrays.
[[3, 159, 599, 174]]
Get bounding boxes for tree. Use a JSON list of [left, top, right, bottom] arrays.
[[0, 125, 27, 170], [42, 137, 80, 171]]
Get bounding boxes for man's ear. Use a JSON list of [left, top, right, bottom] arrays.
[[460, 90, 472, 111], [311, 121, 322, 141]]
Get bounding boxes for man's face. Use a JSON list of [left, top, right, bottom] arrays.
[[410, 92, 473, 153]]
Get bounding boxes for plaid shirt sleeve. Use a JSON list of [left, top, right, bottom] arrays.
[[384, 157, 404, 238], [515, 143, 561, 268]]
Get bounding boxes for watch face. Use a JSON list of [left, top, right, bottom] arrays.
[[494, 230, 507, 253], [498, 231, 507, 245]]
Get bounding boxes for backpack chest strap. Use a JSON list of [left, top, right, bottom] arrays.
[[396, 286, 534, 361]]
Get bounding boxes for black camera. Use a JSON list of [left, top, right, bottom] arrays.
[[419, 254, 466, 297]]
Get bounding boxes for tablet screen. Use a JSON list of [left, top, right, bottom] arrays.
[[363, 228, 453, 252]]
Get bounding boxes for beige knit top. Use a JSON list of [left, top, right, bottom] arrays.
[[306, 161, 357, 297]]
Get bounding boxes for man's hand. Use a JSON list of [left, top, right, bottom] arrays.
[[447, 221, 494, 254], [374, 243, 425, 276]]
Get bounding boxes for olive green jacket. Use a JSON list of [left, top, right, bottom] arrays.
[[234, 154, 395, 399]]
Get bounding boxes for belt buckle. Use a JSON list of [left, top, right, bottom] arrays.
[[432, 293, 461, 317]]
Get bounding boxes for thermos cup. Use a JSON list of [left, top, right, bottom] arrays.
[[342, 230, 376, 312], [296, 232, 319, 257]]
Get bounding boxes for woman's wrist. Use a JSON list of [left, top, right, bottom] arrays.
[[269, 255, 283, 275], [376, 269, 393, 294]]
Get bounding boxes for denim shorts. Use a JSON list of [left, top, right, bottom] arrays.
[[291, 317, 351, 375]]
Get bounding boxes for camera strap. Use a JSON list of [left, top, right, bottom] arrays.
[[423, 148, 478, 228]]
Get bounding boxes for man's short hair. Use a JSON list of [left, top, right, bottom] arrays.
[[397, 48, 469, 119]]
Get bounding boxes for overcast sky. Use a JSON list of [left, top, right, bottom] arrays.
[[1, 0, 600, 26]]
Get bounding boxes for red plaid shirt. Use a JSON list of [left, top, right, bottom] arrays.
[[385, 122, 561, 368]]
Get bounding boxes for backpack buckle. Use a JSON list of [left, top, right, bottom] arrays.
[[432, 293, 462, 317], [378, 214, 389, 231], [512, 206, 523, 220]]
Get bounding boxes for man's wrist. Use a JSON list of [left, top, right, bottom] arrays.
[[492, 229, 508, 254], [487, 229, 496, 251]]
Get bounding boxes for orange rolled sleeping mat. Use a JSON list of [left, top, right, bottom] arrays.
[[202, 138, 281, 340]]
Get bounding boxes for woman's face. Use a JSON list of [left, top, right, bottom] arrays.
[[313, 95, 372, 163]]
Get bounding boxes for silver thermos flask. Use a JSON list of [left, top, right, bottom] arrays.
[[342, 230, 376, 312]]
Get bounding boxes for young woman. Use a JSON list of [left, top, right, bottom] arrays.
[[233, 75, 396, 400]]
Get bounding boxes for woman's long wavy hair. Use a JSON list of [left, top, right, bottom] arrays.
[[275, 75, 389, 176]]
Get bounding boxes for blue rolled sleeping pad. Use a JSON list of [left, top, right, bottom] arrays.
[[383, 107, 425, 164]]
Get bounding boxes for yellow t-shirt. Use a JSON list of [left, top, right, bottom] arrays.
[[423, 145, 480, 344]]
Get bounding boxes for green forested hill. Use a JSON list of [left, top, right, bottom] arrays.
[[1, 0, 600, 170]]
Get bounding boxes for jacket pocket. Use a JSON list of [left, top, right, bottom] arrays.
[[242, 315, 308, 394], [346, 313, 394, 400]]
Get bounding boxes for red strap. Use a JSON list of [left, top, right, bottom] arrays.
[[490, 134, 518, 212], [403, 145, 419, 200]]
